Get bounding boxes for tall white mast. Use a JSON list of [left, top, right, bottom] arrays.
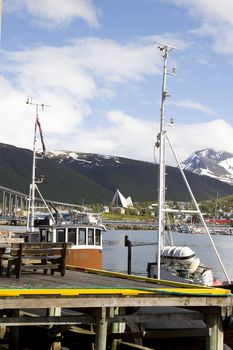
[[26, 98, 55, 232], [156, 44, 175, 279], [30, 102, 39, 232], [155, 44, 230, 283]]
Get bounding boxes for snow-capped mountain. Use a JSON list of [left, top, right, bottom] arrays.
[[46, 150, 124, 168], [1, 143, 233, 203], [181, 149, 233, 185]]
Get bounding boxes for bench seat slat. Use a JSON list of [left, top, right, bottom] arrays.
[[21, 264, 60, 269], [21, 249, 63, 255], [21, 256, 62, 259]]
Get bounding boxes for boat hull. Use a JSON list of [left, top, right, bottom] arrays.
[[66, 248, 102, 269]]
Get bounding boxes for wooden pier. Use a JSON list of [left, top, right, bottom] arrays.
[[0, 267, 231, 349]]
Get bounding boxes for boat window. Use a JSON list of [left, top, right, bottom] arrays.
[[40, 229, 46, 242], [56, 229, 65, 242], [78, 228, 86, 245], [47, 231, 53, 242], [40, 229, 53, 242], [88, 228, 94, 245], [68, 228, 76, 245], [95, 229, 101, 245]]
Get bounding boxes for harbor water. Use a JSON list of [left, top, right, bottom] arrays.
[[103, 229, 233, 281], [1, 225, 233, 281]]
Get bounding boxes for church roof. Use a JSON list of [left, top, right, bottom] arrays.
[[112, 189, 133, 208]]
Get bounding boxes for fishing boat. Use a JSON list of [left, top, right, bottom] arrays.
[[25, 98, 106, 269], [37, 215, 104, 269], [147, 44, 230, 287]]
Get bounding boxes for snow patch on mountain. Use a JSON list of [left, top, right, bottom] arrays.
[[181, 149, 233, 185], [46, 150, 122, 169]]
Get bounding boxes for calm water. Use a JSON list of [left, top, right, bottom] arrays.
[[102, 229, 233, 281], [2, 225, 233, 281]]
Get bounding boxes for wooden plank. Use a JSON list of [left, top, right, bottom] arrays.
[[21, 249, 63, 255], [67, 327, 209, 340], [22, 243, 65, 249], [0, 296, 230, 311], [113, 313, 204, 323], [107, 329, 209, 340], [118, 342, 156, 350], [68, 266, 229, 291], [0, 315, 95, 326], [19, 264, 60, 270]]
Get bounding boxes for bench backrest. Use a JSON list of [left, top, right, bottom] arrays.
[[9, 242, 70, 258], [8, 243, 21, 257]]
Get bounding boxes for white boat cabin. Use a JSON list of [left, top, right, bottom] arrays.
[[39, 224, 103, 249]]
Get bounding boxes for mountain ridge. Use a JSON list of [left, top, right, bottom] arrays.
[[46, 149, 233, 202], [1, 143, 233, 204]]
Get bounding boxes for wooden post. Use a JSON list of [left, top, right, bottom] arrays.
[[206, 310, 224, 350], [47, 308, 61, 350], [111, 307, 121, 350], [111, 320, 119, 350], [9, 310, 19, 350], [95, 307, 108, 350], [124, 236, 132, 274]]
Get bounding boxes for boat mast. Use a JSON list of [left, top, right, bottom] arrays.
[[29, 102, 39, 232], [155, 45, 230, 283], [156, 44, 175, 279], [26, 98, 55, 232]]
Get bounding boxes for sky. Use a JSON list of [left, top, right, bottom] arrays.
[[1, 0, 233, 166]]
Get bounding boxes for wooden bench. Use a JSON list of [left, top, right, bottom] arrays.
[[0, 242, 70, 278]]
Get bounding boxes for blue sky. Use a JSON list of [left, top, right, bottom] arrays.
[[1, 0, 233, 165]]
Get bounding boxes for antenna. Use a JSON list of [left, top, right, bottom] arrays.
[[26, 96, 50, 114], [154, 41, 179, 51], [26, 96, 50, 157]]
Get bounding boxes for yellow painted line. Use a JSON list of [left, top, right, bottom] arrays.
[[153, 288, 231, 295], [66, 265, 231, 293], [0, 286, 230, 297], [0, 288, 153, 297]]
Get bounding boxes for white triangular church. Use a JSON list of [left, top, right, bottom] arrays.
[[112, 189, 133, 208]]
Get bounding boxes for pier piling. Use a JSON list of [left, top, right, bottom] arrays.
[[206, 309, 224, 350], [95, 307, 108, 350]]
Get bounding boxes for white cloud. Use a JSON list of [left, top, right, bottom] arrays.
[[172, 99, 218, 116], [0, 76, 33, 147], [57, 109, 157, 162], [1, 51, 233, 166], [1, 34, 230, 166], [172, 0, 233, 25], [72, 38, 161, 82], [5, 0, 99, 29], [3, 38, 160, 94], [171, 0, 233, 54], [48, 113, 233, 167], [0, 37, 165, 151]]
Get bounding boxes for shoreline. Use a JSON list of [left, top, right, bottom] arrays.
[[104, 222, 157, 230]]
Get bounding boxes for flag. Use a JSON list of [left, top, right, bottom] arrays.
[[36, 116, 46, 155]]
